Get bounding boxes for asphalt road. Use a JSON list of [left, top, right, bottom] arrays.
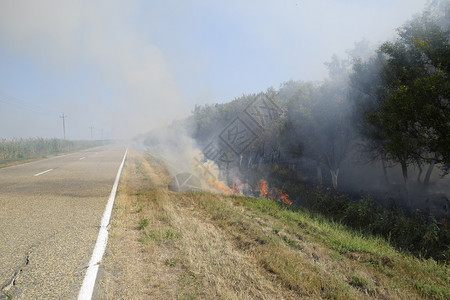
[[0, 145, 127, 299]]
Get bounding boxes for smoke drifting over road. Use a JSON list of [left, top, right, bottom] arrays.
[[0, 1, 186, 139], [2, 0, 447, 215], [0, 0, 430, 140]]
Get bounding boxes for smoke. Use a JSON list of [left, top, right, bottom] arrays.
[[0, 0, 187, 139], [3, 0, 446, 208], [0, 0, 431, 140], [134, 121, 229, 193]]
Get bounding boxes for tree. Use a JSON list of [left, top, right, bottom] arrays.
[[350, 1, 449, 195], [313, 81, 353, 189], [349, 56, 393, 183], [379, 6, 449, 181], [282, 76, 353, 189]]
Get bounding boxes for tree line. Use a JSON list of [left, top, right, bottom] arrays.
[[188, 0, 449, 197], [0, 137, 108, 162]]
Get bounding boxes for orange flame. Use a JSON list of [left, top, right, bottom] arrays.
[[215, 180, 232, 194], [272, 188, 292, 205], [230, 183, 245, 195], [258, 179, 269, 198], [257, 179, 292, 205], [212, 178, 291, 206]]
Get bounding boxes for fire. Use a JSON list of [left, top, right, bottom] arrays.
[[257, 179, 292, 205], [257, 179, 269, 198], [193, 157, 232, 194], [215, 180, 232, 194], [230, 183, 243, 194], [271, 188, 292, 205]]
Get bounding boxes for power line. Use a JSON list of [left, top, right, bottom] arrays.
[[0, 90, 55, 116]]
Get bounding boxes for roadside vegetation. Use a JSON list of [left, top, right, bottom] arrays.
[[174, 0, 449, 211], [293, 185, 449, 262], [98, 151, 449, 299], [0, 137, 109, 168], [187, 0, 450, 193], [264, 167, 450, 262], [99, 3, 449, 298], [137, 0, 450, 268]]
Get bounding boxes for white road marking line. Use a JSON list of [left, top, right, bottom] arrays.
[[33, 169, 54, 177], [79, 157, 86, 160], [78, 148, 128, 300]]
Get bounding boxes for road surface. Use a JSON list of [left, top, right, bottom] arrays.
[[0, 145, 127, 299]]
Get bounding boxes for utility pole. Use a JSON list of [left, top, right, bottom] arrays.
[[60, 113, 67, 139], [89, 126, 94, 140]]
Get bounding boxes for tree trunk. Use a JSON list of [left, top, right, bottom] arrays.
[[226, 162, 230, 186], [401, 161, 408, 186], [330, 168, 339, 189], [416, 162, 423, 184], [248, 153, 253, 169], [317, 163, 323, 185], [423, 160, 435, 188], [381, 159, 389, 185], [400, 160, 410, 205]]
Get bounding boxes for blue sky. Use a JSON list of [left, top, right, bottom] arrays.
[[0, 0, 429, 140]]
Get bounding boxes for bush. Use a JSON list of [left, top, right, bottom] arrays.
[[0, 137, 108, 162], [293, 185, 449, 262]]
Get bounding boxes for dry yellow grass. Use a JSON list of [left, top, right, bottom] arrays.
[[97, 150, 449, 300], [98, 150, 299, 299]]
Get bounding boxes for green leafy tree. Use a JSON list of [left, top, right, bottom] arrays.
[[350, 1, 449, 195]]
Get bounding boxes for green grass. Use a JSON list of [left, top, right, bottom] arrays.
[[349, 273, 369, 289], [279, 183, 450, 262], [189, 191, 449, 299], [139, 217, 149, 230], [139, 226, 182, 244], [177, 270, 201, 300], [253, 197, 449, 298], [165, 258, 177, 267]]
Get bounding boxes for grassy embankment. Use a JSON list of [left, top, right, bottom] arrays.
[[98, 150, 449, 299], [0, 138, 109, 168], [267, 166, 449, 262]]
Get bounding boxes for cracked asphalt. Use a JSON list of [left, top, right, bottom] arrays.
[[0, 145, 127, 299]]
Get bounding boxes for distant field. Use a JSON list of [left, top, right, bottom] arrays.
[[0, 138, 109, 168], [98, 150, 449, 299]]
